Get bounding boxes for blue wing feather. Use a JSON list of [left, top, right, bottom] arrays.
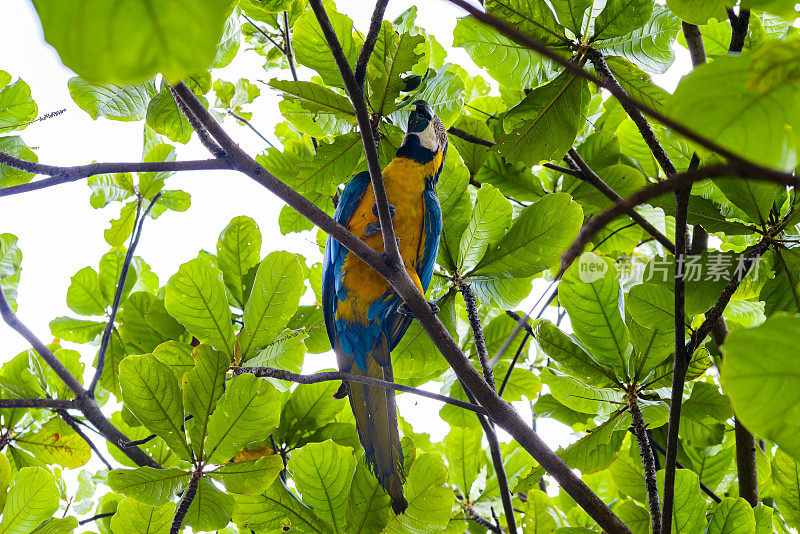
[[322, 171, 371, 351]]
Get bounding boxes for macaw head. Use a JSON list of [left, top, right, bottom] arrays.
[[397, 100, 448, 180]]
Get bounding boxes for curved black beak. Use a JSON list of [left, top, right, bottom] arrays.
[[407, 99, 435, 133]]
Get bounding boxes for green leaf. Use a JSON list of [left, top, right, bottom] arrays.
[[666, 0, 727, 25], [540, 367, 625, 415], [98, 248, 137, 306], [213, 12, 241, 69], [0, 453, 10, 511], [383, 453, 454, 533], [475, 154, 546, 202], [772, 449, 800, 529], [145, 86, 192, 144], [65, 266, 106, 316], [109, 498, 173, 534], [289, 440, 356, 533], [279, 380, 346, 445], [570, 164, 647, 214], [292, 133, 363, 197], [0, 79, 37, 133], [450, 116, 492, 178], [31, 517, 78, 534], [183, 345, 229, 457], [715, 177, 777, 226], [485, 0, 568, 46], [596, 6, 682, 74], [657, 469, 706, 533], [270, 79, 356, 137], [184, 478, 234, 532], [471, 193, 583, 279], [435, 145, 471, 272], [234, 479, 331, 533], [138, 142, 176, 199], [391, 68, 465, 128], [667, 54, 800, 171], [367, 22, 426, 115], [453, 17, 549, 91], [604, 56, 670, 111], [458, 184, 512, 272], [521, 489, 559, 532], [346, 455, 393, 533], [444, 427, 485, 495], [707, 497, 756, 534], [87, 172, 134, 208], [0, 467, 59, 534], [153, 340, 195, 381], [104, 201, 137, 247], [107, 467, 188, 506], [721, 314, 800, 461], [117, 292, 170, 353], [496, 71, 590, 166], [165, 256, 235, 356], [534, 320, 614, 385], [205, 373, 281, 463], [239, 251, 305, 359], [216, 216, 262, 309], [119, 354, 191, 459], [761, 248, 800, 316], [0, 136, 37, 188], [14, 419, 90, 469], [208, 455, 283, 495], [593, 0, 653, 40], [245, 330, 307, 390], [31, 0, 233, 82], [68, 77, 156, 121], [291, 4, 361, 88]]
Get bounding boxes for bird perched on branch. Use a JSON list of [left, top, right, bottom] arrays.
[[322, 100, 447, 514]]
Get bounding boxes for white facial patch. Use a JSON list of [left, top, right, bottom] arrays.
[[414, 121, 438, 151]]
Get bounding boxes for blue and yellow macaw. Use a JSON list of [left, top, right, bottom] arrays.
[[322, 100, 447, 514]]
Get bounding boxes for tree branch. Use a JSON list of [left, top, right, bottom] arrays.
[[354, 0, 390, 89], [58, 410, 114, 471], [169, 87, 226, 158], [628, 395, 661, 534], [89, 193, 162, 397], [171, 469, 202, 534], [565, 150, 676, 253], [0, 398, 78, 409], [242, 13, 285, 52], [727, 8, 751, 54], [78, 512, 115, 526], [648, 436, 722, 502], [445, 0, 794, 185], [458, 282, 495, 389], [0, 153, 229, 197], [0, 288, 159, 468], [560, 164, 798, 274], [681, 23, 707, 67], [235, 366, 488, 414]]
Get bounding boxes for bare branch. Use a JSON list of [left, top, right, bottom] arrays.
[[171, 469, 202, 534], [354, 0, 390, 89], [169, 87, 226, 158], [59, 411, 114, 471], [89, 193, 162, 397], [78, 512, 115, 526], [0, 153, 229, 197], [681, 23, 707, 67], [628, 395, 661, 534], [458, 282, 495, 389], [235, 366, 488, 415], [0, 398, 78, 409], [727, 8, 751, 54], [565, 149, 676, 253]]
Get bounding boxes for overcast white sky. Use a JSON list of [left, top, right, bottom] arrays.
[[0, 0, 692, 458]]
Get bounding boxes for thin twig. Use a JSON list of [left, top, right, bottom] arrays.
[[171, 469, 202, 534], [565, 150, 675, 253], [89, 193, 162, 397], [354, 0, 390, 89], [78, 513, 115, 526], [466, 505, 502, 533], [0, 154, 229, 197], [628, 395, 661, 534], [242, 13, 285, 52], [235, 366, 488, 414], [58, 411, 114, 470], [227, 110, 275, 148]]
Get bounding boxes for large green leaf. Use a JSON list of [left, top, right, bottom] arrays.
[[14, 419, 90, 469], [239, 251, 304, 358], [183, 345, 229, 457], [521, 489, 559, 532], [485, 0, 569, 46], [721, 314, 800, 461], [761, 248, 800, 316], [666, 0, 727, 25], [291, 4, 361, 88], [31, 0, 232, 82], [216, 216, 261, 310], [65, 266, 106, 316], [107, 467, 188, 506], [390, 68, 465, 128], [667, 54, 800, 171], [367, 22, 426, 115], [0, 467, 59, 534], [289, 440, 356, 533], [453, 17, 550, 90], [707, 497, 756, 534], [98, 248, 137, 306], [108, 498, 173, 534], [715, 177, 777, 226], [279, 380, 347, 445], [592, 0, 653, 40], [471, 193, 583, 279], [444, 426, 485, 495], [165, 256, 235, 356], [496, 71, 590, 166], [383, 453, 454, 533], [291, 133, 363, 197], [68, 77, 156, 121], [657, 469, 706, 533], [458, 184, 512, 273], [234, 479, 331, 533], [772, 449, 800, 529], [207, 455, 283, 495], [204, 373, 281, 463], [0, 136, 37, 188], [145, 86, 193, 144], [534, 320, 615, 385], [183, 477, 234, 532], [596, 6, 682, 74], [435, 145, 471, 272], [119, 354, 191, 459], [346, 455, 393, 534]]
